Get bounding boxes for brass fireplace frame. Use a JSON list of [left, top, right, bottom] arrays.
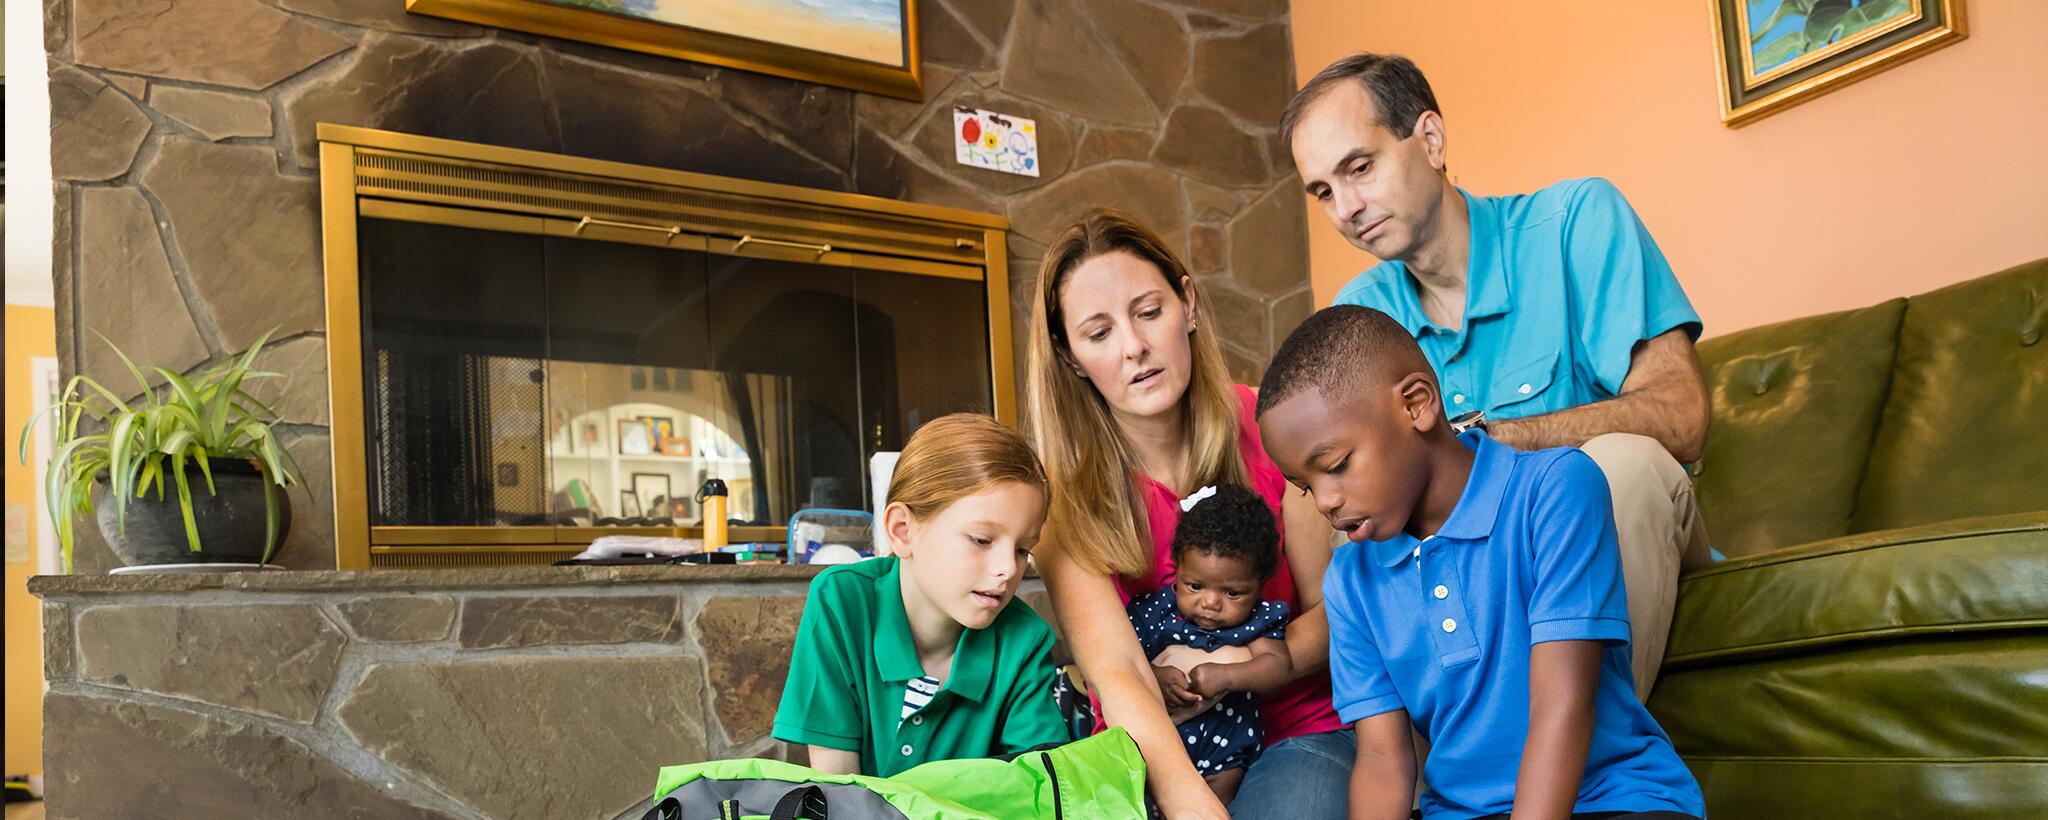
[[317, 124, 1015, 569]]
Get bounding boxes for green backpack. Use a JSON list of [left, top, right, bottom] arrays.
[[643, 728, 1148, 820]]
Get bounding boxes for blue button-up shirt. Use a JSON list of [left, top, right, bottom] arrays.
[[1323, 430, 1705, 818], [1333, 178, 1702, 421]]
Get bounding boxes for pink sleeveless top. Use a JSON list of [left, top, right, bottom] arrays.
[[1099, 384, 1344, 742]]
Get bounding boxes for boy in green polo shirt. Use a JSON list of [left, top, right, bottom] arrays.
[[773, 414, 1069, 777]]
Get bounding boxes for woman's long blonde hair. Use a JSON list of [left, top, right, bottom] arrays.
[[1026, 209, 1248, 578]]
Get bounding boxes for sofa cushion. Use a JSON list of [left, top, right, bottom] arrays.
[[1652, 631, 2048, 761], [1651, 629, 2048, 818], [1693, 299, 1906, 557], [1676, 758, 2048, 819], [1852, 259, 2048, 532], [1663, 512, 2048, 665]]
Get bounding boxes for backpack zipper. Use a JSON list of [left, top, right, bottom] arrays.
[[1040, 751, 1066, 820]]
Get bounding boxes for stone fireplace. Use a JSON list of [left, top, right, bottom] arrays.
[[46, 0, 1313, 574]]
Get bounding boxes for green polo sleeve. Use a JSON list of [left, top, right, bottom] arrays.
[[772, 573, 867, 752], [995, 622, 1071, 754]]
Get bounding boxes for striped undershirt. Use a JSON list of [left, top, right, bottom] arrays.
[[901, 675, 941, 723]]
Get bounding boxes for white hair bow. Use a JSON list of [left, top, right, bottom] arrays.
[[1179, 485, 1218, 512]]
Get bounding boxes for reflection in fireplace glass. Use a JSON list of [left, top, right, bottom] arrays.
[[357, 217, 993, 533]]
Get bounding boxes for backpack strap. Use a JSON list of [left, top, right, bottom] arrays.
[[770, 785, 828, 820], [640, 796, 681, 820]]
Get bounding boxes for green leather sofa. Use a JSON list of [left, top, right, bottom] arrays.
[[1645, 259, 2048, 817]]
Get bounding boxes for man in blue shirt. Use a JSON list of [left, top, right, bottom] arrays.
[[1257, 305, 1705, 820], [1282, 53, 1716, 696]]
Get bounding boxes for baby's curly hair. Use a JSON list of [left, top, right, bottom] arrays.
[[1172, 484, 1280, 579]]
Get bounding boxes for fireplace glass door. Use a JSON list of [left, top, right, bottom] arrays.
[[356, 214, 993, 536]]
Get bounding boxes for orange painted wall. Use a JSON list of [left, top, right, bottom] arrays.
[[1289, 0, 2048, 335], [5, 304, 56, 778]]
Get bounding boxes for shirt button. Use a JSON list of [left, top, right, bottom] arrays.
[[1518, 383, 1533, 395], [910, 715, 922, 726], [1412, 546, 1422, 559], [900, 744, 914, 757], [1433, 585, 1449, 600], [1442, 618, 1457, 633], [1452, 393, 1466, 405]]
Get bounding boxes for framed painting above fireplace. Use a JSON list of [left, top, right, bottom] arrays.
[[405, 0, 924, 100]]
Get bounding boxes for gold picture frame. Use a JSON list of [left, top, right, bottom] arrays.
[[1711, 0, 1964, 127], [406, 0, 924, 101]]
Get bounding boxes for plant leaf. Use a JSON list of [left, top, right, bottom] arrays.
[[261, 479, 282, 565], [137, 457, 162, 502], [157, 369, 207, 418], [95, 331, 159, 410], [231, 387, 284, 422], [159, 429, 195, 460], [105, 412, 141, 513], [206, 368, 241, 446], [171, 451, 203, 553], [193, 446, 216, 495], [70, 374, 131, 417]]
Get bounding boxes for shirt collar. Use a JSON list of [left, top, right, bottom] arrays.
[[1369, 429, 1515, 567], [1386, 189, 1514, 338], [873, 557, 995, 702], [1461, 189, 1514, 324]]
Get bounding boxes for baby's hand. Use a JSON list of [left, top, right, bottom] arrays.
[[1187, 662, 1238, 699], [1153, 663, 1201, 708]]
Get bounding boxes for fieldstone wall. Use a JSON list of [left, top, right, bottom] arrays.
[[30, 565, 1062, 819], [43, 0, 1312, 573]]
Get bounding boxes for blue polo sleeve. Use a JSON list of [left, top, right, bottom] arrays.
[[1323, 548, 1404, 724], [1560, 178, 1702, 396], [1525, 450, 1631, 646]]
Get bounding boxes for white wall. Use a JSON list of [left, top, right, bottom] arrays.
[[5, 0, 57, 308]]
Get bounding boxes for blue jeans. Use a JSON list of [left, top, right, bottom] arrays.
[[1228, 729, 1356, 820]]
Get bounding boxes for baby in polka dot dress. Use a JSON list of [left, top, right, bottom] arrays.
[[1127, 484, 1294, 805]]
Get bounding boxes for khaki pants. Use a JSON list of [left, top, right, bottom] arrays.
[[1579, 433, 1715, 701]]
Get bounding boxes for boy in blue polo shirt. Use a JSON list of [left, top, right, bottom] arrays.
[[1256, 305, 1705, 820]]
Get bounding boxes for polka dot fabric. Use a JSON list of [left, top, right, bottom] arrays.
[[1126, 587, 1291, 775]]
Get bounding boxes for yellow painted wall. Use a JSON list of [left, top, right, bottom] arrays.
[[5, 304, 56, 777]]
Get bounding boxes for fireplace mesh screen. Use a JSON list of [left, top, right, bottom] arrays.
[[369, 350, 548, 527]]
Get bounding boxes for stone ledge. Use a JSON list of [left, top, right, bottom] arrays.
[[29, 563, 832, 598]]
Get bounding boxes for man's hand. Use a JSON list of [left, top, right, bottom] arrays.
[[1488, 328, 1710, 462]]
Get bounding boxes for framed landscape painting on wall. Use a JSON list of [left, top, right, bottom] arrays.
[[1712, 0, 1965, 126], [406, 0, 924, 100]]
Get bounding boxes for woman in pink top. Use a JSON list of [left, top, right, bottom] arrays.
[[1026, 209, 1350, 820]]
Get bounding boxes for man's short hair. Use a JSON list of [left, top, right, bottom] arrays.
[[1280, 53, 1441, 149], [1257, 305, 1434, 418]]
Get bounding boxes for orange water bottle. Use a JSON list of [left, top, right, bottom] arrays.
[[697, 479, 729, 551]]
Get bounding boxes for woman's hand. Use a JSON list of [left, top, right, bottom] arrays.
[[1039, 550, 1228, 820], [1159, 795, 1234, 820]]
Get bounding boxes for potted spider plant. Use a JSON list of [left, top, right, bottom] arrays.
[[20, 330, 306, 572]]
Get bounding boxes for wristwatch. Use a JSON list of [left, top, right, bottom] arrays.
[[1449, 410, 1489, 434]]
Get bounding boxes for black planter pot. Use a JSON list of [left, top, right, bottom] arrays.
[[93, 458, 292, 567]]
